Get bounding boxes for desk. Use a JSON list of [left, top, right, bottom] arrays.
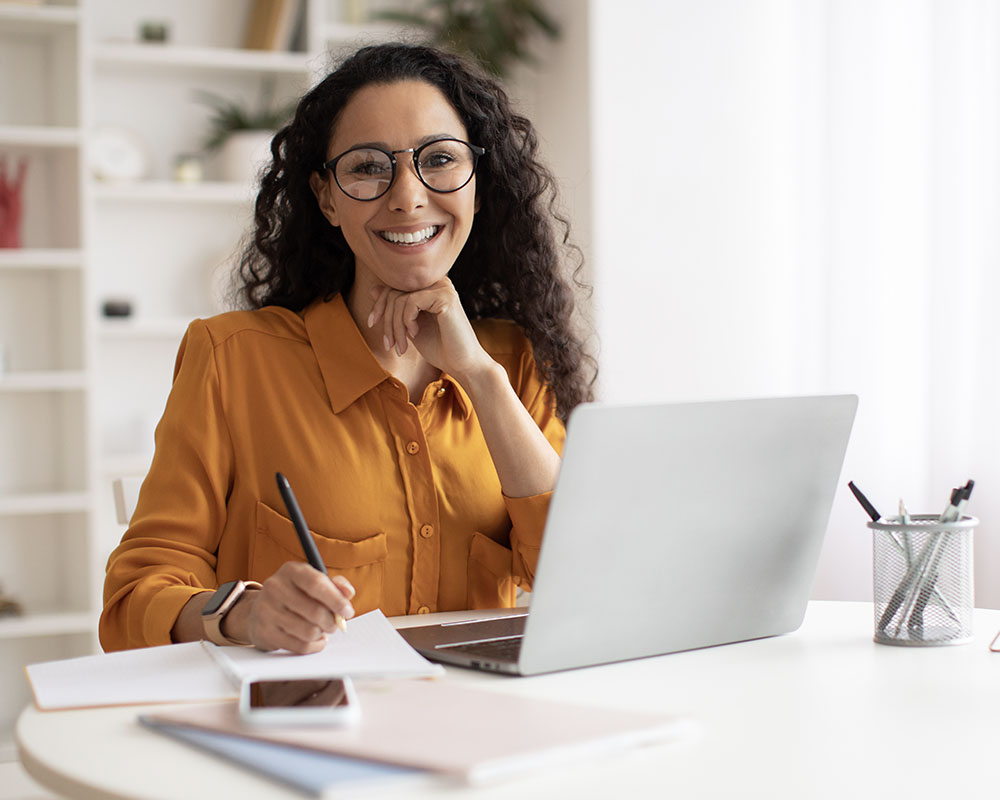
[[17, 601, 1000, 799]]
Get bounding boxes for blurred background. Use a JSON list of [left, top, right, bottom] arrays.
[[1, 0, 998, 779]]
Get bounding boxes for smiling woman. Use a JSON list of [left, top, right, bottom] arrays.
[[99, 43, 597, 655]]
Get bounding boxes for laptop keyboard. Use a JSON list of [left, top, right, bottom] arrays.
[[442, 636, 523, 660]]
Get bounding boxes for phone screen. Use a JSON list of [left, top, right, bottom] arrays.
[[247, 678, 351, 709]]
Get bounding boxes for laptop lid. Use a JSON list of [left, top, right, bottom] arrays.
[[513, 394, 857, 675]]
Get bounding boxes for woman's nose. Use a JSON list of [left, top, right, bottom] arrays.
[[387, 159, 427, 212]]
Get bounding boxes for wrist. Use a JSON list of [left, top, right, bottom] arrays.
[[452, 358, 506, 397], [220, 587, 260, 644]]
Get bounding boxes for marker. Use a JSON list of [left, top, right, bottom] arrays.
[[847, 481, 881, 522], [938, 479, 974, 523], [275, 472, 347, 633]]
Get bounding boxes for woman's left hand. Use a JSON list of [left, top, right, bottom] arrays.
[[368, 278, 494, 380]]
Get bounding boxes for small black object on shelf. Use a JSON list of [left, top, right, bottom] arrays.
[[102, 299, 133, 318]]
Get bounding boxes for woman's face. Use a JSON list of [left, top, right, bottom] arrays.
[[311, 79, 478, 294]]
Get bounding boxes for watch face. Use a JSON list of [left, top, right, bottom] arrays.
[[202, 580, 240, 615]]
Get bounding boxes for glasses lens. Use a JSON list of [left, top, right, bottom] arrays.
[[335, 148, 394, 200], [416, 140, 476, 192]]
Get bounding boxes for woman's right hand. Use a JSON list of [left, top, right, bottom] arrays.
[[228, 562, 356, 653]]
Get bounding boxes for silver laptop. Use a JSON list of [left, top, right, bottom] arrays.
[[399, 394, 857, 676]]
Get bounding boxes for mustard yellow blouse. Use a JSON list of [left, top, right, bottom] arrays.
[[100, 294, 564, 652]]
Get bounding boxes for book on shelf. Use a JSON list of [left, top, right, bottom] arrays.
[[243, 0, 303, 52]]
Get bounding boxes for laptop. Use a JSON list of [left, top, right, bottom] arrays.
[[399, 394, 858, 676]]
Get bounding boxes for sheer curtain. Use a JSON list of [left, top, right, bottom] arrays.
[[588, 0, 1000, 606], [804, 0, 1000, 606]]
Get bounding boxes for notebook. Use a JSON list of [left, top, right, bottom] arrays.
[[143, 678, 685, 784], [399, 394, 858, 676]]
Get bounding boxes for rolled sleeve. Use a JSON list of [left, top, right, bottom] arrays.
[[504, 490, 553, 589]]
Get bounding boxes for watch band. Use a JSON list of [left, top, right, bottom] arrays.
[[201, 580, 262, 646]]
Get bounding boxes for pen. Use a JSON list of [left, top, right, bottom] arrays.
[[909, 480, 976, 634], [275, 472, 347, 633], [847, 481, 881, 522]]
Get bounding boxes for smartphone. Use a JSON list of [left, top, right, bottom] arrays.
[[238, 676, 360, 726]]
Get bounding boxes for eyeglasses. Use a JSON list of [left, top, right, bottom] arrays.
[[319, 138, 486, 201]]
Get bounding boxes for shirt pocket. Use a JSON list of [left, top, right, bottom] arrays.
[[467, 531, 517, 609], [253, 501, 387, 614]]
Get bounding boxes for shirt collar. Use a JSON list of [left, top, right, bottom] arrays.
[[302, 293, 473, 420], [304, 294, 388, 414]]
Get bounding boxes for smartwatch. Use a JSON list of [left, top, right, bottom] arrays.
[[201, 579, 262, 646]]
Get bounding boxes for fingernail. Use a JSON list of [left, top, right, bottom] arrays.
[[367, 312, 375, 328], [383, 335, 391, 351]]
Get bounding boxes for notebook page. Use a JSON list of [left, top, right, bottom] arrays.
[[210, 609, 444, 680], [25, 641, 235, 710]]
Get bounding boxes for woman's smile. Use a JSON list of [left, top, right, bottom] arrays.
[[377, 224, 443, 247]]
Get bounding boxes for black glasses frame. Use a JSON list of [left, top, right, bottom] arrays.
[[319, 138, 486, 201]]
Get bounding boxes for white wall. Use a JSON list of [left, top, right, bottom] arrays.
[[586, 0, 1000, 606]]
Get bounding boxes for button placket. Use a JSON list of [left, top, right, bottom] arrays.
[[392, 410, 440, 615]]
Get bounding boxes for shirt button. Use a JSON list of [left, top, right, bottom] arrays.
[[417, 606, 430, 614], [420, 524, 434, 538], [406, 441, 420, 455], [436, 386, 446, 398]]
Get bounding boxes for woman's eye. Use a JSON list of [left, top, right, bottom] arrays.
[[349, 160, 389, 176], [421, 151, 457, 170]]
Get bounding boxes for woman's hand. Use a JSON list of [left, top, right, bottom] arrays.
[[367, 278, 494, 381], [230, 562, 356, 654]]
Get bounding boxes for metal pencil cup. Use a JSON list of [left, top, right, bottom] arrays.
[[869, 514, 976, 646]]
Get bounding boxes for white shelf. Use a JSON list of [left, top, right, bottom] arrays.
[[0, 125, 81, 148], [98, 317, 191, 339], [0, 491, 90, 517], [92, 180, 253, 205], [0, 611, 95, 641], [0, 3, 79, 34], [0, 371, 86, 392], [91, 42, 312, 74], [0, 248, 83, 270]]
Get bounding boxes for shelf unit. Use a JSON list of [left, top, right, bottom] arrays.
[[0, 0, 93, 760], [0, 0, 416, 759]]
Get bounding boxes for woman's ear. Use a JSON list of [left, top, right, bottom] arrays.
[[309, 171, 340, 227]]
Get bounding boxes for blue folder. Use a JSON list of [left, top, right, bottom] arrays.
[[139, 715, 434, 796]]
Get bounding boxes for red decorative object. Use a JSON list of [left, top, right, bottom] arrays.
[[0, 156, 28, 249]]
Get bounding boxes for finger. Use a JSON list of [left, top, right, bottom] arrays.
[[392, 297, 410, 356], [288, 563, 356, 621], [403, 297, 422, 339], [368, 285, 389, 329], [247, 590, 328, 652], [331, 575, 356, 600], [264, 565, 354, 631], [382, 290, 401, 352], [252, 609, 328, 654]]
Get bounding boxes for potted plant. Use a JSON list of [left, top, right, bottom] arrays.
[[376, 0, 560, 78], [196, 80, 296, 183]]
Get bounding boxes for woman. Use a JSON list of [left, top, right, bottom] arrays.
[[100, 43, 595, 654]]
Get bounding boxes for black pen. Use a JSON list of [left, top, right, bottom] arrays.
[[847, 481, 881, 522], [275, 472, 347, 632]]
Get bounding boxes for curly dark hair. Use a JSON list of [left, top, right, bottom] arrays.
[[236, 42, 596, 419]]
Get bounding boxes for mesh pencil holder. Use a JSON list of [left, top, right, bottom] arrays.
[[869, 514, 976, 646]]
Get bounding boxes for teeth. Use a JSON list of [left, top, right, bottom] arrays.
[[381, 226, 438, 245]]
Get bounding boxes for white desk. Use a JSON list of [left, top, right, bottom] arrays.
[[17, 601, 1000, 799]]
